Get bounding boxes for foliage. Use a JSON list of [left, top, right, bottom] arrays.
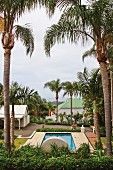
[[100, 127, 106, 137], [0, 144, 113, 169], [50, 143, 70, 157], [77, 68, 104, 125], [36, 127, 81, 132], [75, 143, 90, 159], [10, 145, 47, 170], [91, 149, 107, 161], [72, 113, 83, 123], [30, 116, 71, 125], [46, 121, 70, 126], [95, 141, 103, 150], [0, 130, 3, 139], [77, 123, 91, 127], [30, 115, 38, 123]]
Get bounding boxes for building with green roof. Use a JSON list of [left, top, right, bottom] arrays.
[[46, 98, 84, 122], [58, 98, 84, 116]]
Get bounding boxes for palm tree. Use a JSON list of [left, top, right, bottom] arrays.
[[82, 44, 113, 128], [0, 83, 4, 107], [0, 0, 67, 150], [44, 0, 113, 156], [24, 88, 42, 119], [77, 67, 103, 147], [44, 79, 62, 122], [0, 2, 35, 150], [62, 81, 79, 124], [10, 82, 25, 145]]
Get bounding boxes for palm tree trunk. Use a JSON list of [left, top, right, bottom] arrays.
[[56, 93, 58, 122], [93, 100, 101, 146], [2, 32, 14, 150], [100, 62, 112, 157], [3, 49, 11, 150], [110, 70, 113, 128], [10, 104, 15, 146], [70, 95, 73, 124]]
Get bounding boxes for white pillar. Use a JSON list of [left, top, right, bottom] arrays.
[[81, 125, 85, 133], [18, 119, 21, 130]]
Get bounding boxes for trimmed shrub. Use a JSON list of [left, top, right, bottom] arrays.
[[77, 123, 91, 127], [46, 121, 70, 126], [36, 127, 81, 132]]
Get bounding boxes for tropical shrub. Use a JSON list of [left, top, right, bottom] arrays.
[[30, 115, 37, 123], [43, 157, 113, 170], [50, 143, 70, 157], [76, 143, 90, 159], [0, 145, 113, 169]]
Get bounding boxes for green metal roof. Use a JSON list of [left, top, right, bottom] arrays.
[[58, 98, 83, 110]]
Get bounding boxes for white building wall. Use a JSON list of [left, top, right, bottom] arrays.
[[58, 108, 83, 115], [46, 115, 56, 121], [27, 115, 30, 124], [20, 118, 24, 127]]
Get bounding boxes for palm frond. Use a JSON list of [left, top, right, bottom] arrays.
[[44, 5, 95, 56], [56, 0, 79, 10], [0, 0, 58, 20], [14, 24, 34, 56], [82, 44, 96, 62]]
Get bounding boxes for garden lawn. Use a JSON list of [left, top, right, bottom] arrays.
[[14, 138, 27, 149], [101, 137, 113, 148], [0, 138, 27, 149]]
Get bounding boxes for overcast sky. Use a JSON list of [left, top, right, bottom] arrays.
[[0, 2, 99, 101]]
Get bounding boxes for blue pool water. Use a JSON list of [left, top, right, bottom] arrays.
[[42, 133, 76, 150]]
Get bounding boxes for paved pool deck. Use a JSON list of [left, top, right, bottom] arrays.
[[24, 132, 94, 152]]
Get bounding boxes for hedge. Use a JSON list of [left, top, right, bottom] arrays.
[[36, 128, 81, 132]]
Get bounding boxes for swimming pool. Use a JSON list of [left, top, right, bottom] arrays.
[[42, 133, 76, 150]]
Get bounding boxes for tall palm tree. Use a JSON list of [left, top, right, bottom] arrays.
[[0, 2, 35, 150], [0, 0, 68, 150], [62, 81, 79, 124], [23, 87, 41, 118], [44, 0, 113, 156], [0, 83, 4, 107], [82, 44, 113, 128], [10, 82, 25, 145], [44, 79, 62, 122], [77, 67, 103, 147]]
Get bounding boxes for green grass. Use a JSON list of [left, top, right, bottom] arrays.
[[14, 138, 27, 149], [101, 137, 113, 148], [101, 137, 106, 145], [0, 138, 27, 149]]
